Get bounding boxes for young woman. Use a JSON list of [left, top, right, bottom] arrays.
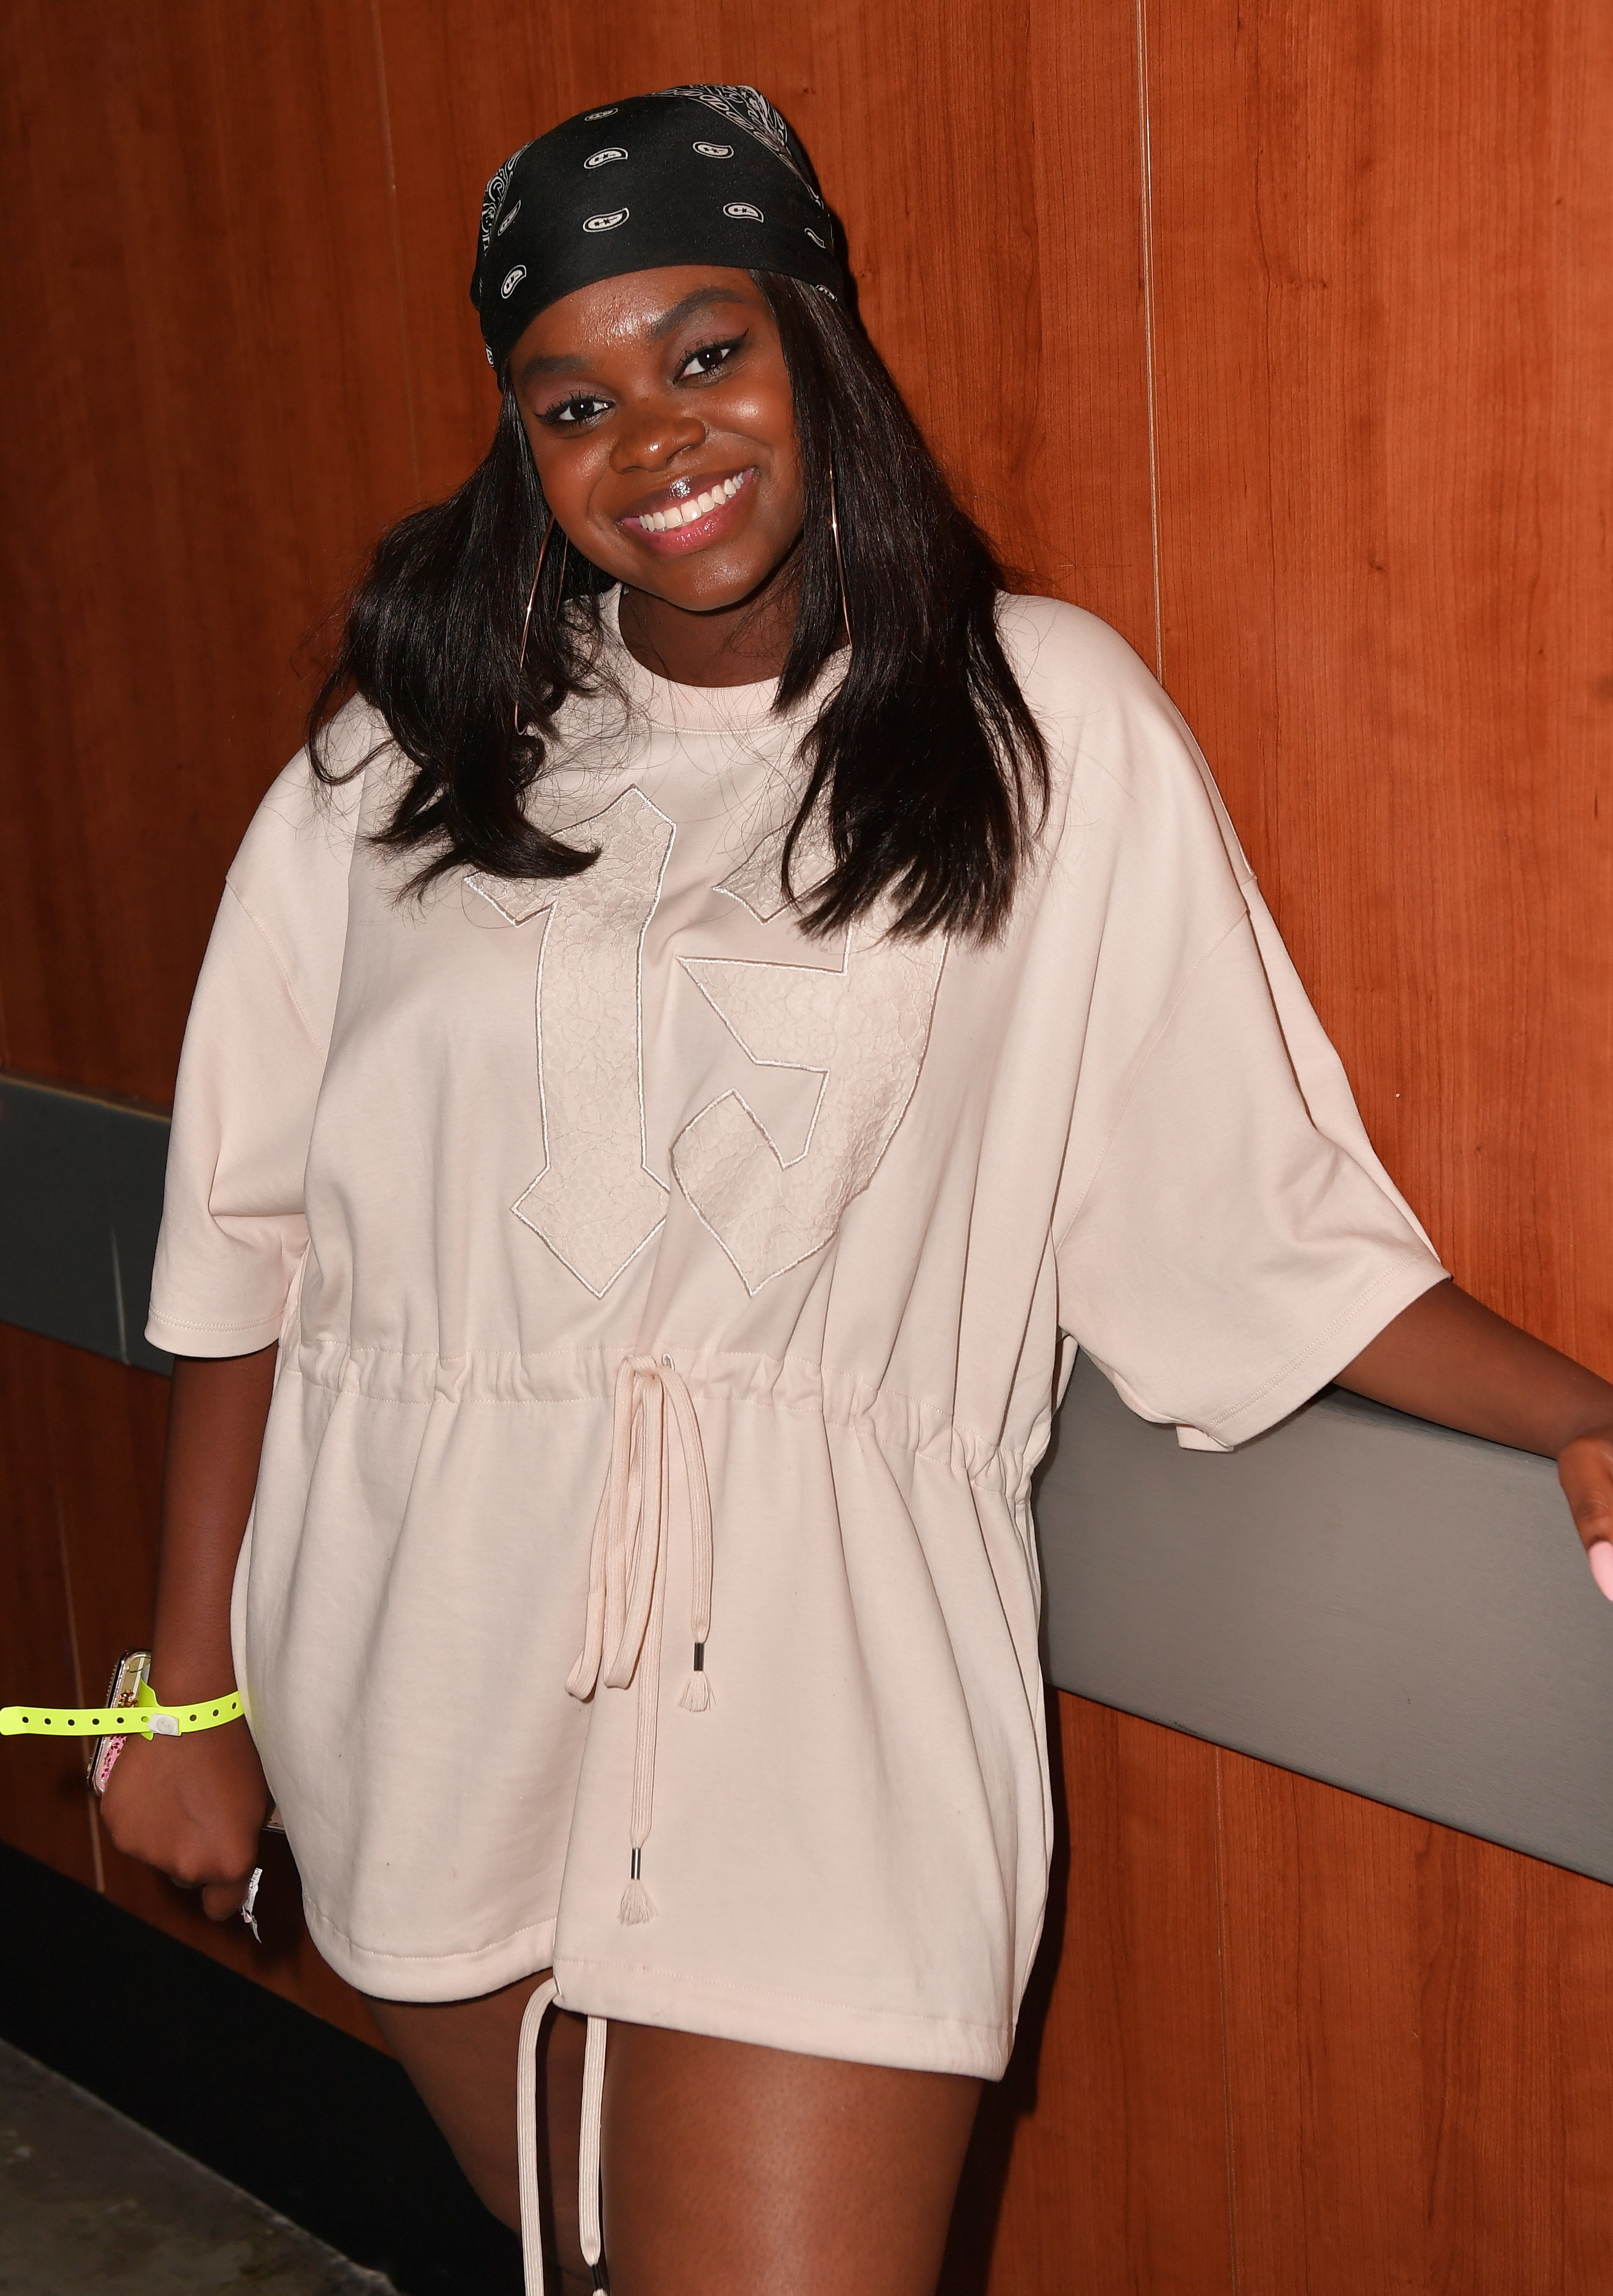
[[103, 86, 1613, 2296]]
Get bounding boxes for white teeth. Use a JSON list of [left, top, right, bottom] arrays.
[[633, 472, 751, 534]]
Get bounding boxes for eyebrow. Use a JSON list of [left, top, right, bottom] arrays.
[[515, 287, 753, 387]]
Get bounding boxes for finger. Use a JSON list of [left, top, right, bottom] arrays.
[[1557, 1441, 1613, 1595], [200, 1875, 255, 1922]]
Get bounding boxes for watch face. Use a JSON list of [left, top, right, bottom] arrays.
[[88, 1649, 151, 1789]]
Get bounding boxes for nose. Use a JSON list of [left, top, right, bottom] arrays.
[[609, 395, 705, 474]]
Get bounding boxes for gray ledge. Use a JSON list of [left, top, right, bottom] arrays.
[[1036, 1351, 1612, 1883]]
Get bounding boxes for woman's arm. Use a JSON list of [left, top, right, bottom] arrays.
[[99, 1345, 277, 1917], [1337, 1280, 1613, 1595]]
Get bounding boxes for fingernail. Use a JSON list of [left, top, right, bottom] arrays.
[[1589, 1541, 1613, 1603]]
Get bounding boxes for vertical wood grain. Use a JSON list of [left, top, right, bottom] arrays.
[[0, 1325, 99, 1887], [3, 1, 1613, 2279], [942, 1695, 1234, 2296], [1216, 1746, 1613, 2293], [0, 0, 419, 1106], [0, 1328, 384, 2051], [1143, 0, 1613, 1373]]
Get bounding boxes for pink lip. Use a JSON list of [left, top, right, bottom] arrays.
[[619, 467, 756, 556]]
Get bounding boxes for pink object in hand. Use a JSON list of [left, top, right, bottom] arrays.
[[1588, 1541, 1613, 1603], [89, 1731, 127, 1795]]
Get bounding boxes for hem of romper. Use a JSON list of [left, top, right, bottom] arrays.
[[146, 1307, 286, 1359], [301, 1898, 559, 2004], [550, 1955, 1015, 2082], [1204, 1250, 1449, 1449]]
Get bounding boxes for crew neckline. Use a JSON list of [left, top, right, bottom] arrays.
[[601, 586, 840, 733]]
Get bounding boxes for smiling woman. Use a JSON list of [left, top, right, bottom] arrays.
[[313, 194, 1047, 944], [103, 76, 1613, 2296], [514, 270, 808, 632]]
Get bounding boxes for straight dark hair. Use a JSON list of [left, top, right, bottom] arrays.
[[308, 275, 1048, 940]]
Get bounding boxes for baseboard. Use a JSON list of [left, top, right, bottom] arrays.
[[0, 1840, 523, 2294]]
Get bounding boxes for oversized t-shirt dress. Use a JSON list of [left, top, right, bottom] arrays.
[[147, 593, 1445, 2076]]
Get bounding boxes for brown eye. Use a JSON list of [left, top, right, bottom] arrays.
[[544, 393, 611, 427], [676, 337, 743, 382]]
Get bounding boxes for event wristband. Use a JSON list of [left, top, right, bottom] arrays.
[[0, 1680, 242, 1741]]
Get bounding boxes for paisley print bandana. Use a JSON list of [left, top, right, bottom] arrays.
[[470, 85, 846, 375]]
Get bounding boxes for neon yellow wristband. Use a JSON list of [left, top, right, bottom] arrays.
[[0, 1680, 242, 1740]]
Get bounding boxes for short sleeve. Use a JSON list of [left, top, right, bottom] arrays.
[[1035, 624, 1446, 1449], [145, 704, 374, 1358]]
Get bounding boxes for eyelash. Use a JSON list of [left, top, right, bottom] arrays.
[[539, 334, 745, 428]]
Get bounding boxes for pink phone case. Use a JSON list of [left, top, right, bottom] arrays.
[[89, 1649, 151, 1796]]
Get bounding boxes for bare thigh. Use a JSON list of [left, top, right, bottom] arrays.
[[366, 1979, 981, 2296]]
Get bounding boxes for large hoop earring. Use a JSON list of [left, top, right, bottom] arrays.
[[513, 513, 567, 732], [827, 457, 850, 647]]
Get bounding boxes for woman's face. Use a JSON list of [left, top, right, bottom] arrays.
[[509, 266, 804, 615]]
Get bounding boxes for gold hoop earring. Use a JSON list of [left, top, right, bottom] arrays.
[[513, 514, 567, 732], [827, 457, 850, 646]]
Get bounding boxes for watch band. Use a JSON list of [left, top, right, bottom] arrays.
[[0, 1680, 242, 1740]]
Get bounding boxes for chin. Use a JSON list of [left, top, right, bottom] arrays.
[[654, 558, 779, 612]]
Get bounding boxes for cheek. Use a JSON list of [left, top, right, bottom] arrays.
[[528, 441, 603, 538]]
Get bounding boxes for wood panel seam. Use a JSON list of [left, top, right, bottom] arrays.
[[1212, 1747, 1241, 2291], [48, 1429, 101, 1894], [1133, 0, 1164, 681], [368, 0, 422, 507]]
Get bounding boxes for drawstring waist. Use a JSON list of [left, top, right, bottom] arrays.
[[518, 1356, 713, 2292], [566, 1352, 715, 1922]]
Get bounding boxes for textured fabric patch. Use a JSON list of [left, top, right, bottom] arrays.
[[673, 923, 947, 1292], [468, 788, 675, 1295]]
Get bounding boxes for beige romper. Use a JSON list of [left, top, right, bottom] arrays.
[[148, 593, 1443, 2076]]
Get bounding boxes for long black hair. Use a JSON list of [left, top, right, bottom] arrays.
[[308, 275, 1048, 941]]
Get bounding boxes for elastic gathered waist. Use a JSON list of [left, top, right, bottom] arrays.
[[287, 1335, 1024, 1491]]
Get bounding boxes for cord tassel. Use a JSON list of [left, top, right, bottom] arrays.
[[619, 1845, 657, 1927], [678, 1640, 712, 1713]]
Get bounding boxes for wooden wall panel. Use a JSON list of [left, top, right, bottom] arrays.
[[3, 3, 1613, 2288], [0, 1329, 383, 2051], [0, 1325, 99, 1888], [0, 0, 419, 1106], [1215, 1744, 1613, 2294], [1144, 0, 1613, 1374], [941, 1696, 1234, 2296]]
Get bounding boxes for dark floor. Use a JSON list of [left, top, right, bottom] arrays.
[[0, 2039, 395, 2295]]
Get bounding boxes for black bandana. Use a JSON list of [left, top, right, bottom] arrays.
[[470, 85, 846, 375]]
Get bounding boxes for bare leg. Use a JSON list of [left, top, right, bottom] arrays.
[[366, 1978, 980, 2296], [601, 2022, 980, 2296], [367, 1971, 589, 2286]]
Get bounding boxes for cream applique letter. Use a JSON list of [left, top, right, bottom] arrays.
[[672, 919, 946, 1292], [466, 788, 674, 1295]]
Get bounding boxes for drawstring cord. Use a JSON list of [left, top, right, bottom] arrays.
[[580, 2015, 608, 2285], [567, 1354, 715, 1921], [516, 1988, 611, 2296], [516, 1979, 558, 2296], [517, 1356, 710, 2291]]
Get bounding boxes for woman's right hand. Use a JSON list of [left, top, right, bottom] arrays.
[[105, 1343, 280, 1921], [99, 1717, 271, 1921]]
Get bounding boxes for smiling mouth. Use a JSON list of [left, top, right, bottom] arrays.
[[620, 467, 755, 536]]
